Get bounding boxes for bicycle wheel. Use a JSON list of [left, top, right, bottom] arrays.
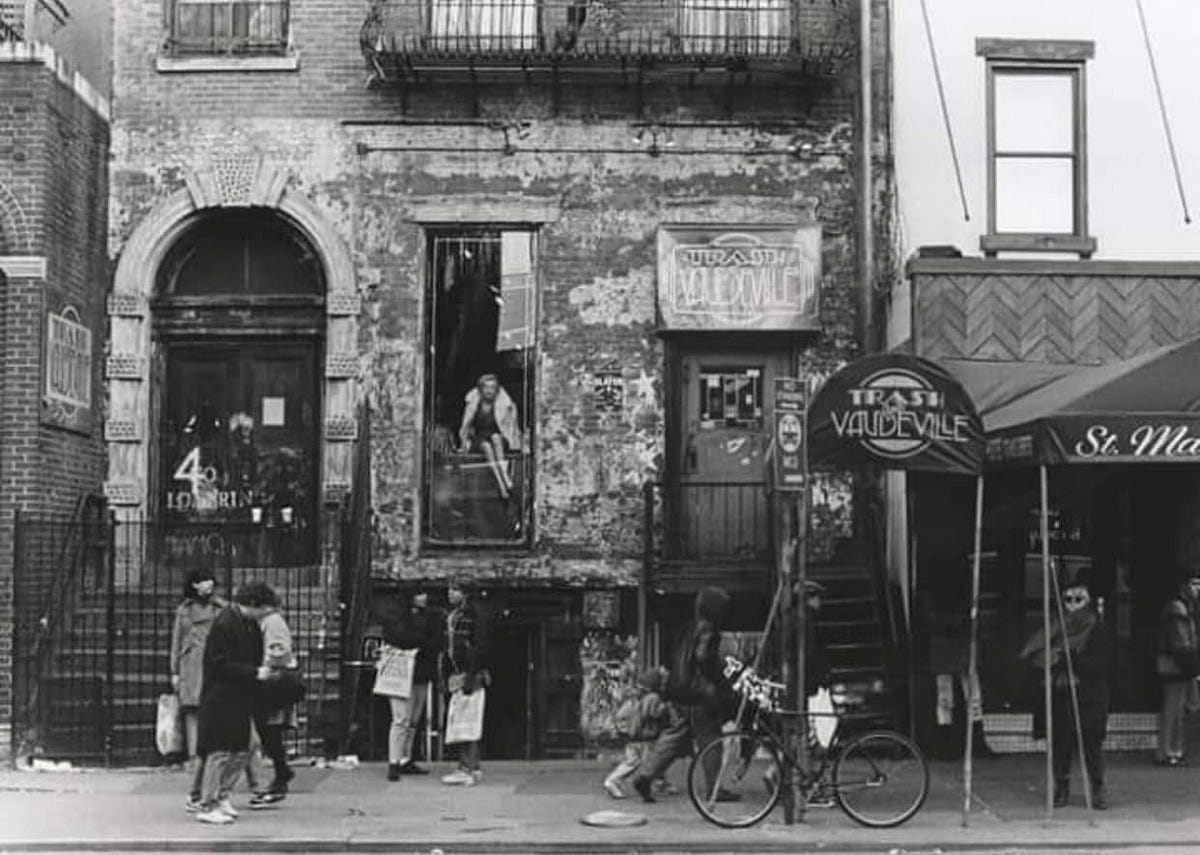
[[688, 730, 784, 829], [831, 730, 928, 828]]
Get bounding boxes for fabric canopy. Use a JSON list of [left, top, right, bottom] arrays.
[[944, 337, 1200, 467], [807, 353, 984, 474]]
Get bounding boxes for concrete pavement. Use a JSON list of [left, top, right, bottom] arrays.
[[0, 752, 1197, 853]]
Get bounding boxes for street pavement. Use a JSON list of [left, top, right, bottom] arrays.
[[0, 752, 1197, 853]]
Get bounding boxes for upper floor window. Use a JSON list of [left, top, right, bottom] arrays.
[[680, 0, 790, 55], [166, 0, 290, 55], [977, 38, 1095, 257]]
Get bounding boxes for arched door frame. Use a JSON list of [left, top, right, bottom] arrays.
[[105, 157, 359, 520]]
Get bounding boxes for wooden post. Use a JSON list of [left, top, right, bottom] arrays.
[[779, 497, 797, 825]]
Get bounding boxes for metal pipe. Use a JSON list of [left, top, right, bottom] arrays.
[[858, 0, 874, 354]]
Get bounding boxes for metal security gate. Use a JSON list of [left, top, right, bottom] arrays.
[[12, 510, 344, 766]]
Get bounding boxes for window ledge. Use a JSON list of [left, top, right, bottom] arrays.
[[981, 233, 1096, 259], [156, 52, 300, 73]]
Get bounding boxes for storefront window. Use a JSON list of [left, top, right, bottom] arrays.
[[424, 229, 536, 545]]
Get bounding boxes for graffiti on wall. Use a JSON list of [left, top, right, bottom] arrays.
[[579, 632, 637, 745]]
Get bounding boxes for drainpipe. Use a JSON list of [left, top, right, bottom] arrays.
[[859, 0, 874, 355]]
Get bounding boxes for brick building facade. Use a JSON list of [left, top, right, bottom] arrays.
[[0, 39, 110, 755], [103, 0, 888, 757]]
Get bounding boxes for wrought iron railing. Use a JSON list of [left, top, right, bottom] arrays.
[[167, 0, 289, 55], [12, 513, 344, 766], [645, 480, 773, 566], [361, 0, 846, 65]]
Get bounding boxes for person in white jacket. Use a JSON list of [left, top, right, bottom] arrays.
[[459, 374, 521, 499]]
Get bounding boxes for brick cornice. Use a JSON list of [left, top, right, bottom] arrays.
[[0, 255, 47, 279]]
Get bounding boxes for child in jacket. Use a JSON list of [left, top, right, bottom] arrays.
[[603, 666, 671, 799]]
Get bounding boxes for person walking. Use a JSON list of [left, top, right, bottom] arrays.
[[382, 588, 442, 780], [171, 568, 225, 812], [248, 601, 302, 807], [440, 583, 492, 786], [1156, 568, 1200, 767], [603, 666, 669, 799], [632, 585, 737, 803], [193, 582, 279, 825], [1021, 575, 1113, 809]]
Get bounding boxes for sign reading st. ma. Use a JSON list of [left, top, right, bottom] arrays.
[[772, 377, 807, 490]]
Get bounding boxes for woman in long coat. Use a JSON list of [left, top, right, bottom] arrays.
[[194, 583, 275, 822], [170, 569, 225, 807]]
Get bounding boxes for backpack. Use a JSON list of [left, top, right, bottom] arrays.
[[613, 694, 641, 738]]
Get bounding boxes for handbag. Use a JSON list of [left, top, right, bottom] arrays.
[[444, 687, 486, 744], [373, 645, 417, 698], [155, 693, 184, 756]]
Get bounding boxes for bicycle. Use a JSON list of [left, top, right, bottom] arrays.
[[687, 656, 929, 829]]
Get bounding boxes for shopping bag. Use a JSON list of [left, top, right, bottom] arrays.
[[444, 687, 486, 745], [155, 693, 184, 756], [373, 645, 417, 698], [807, 686, 836, 750]]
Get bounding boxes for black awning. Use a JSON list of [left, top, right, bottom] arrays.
[[945, 338, 1200, 466], [807, 353, 984, 475]]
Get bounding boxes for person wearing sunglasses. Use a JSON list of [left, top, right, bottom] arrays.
[[1020, 574, 1112, 809]]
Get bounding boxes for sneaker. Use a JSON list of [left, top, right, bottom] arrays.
[[216, 797, 239, 818], [807, 787, 836, 809], [470, 769, 483, 783], [441, 769, 475, 786], [195, 808, 234, 825], [603, 779, 626, 799], [249, 791, 285, 809], [185, 796, 203, 813], [652, 779, 679, 795], [400, 761, 429, 775]]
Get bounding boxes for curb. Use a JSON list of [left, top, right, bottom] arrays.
[[4, 839, 1200, 854]]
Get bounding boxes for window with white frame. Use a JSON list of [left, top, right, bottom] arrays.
[[977, 39, 1095, 257]]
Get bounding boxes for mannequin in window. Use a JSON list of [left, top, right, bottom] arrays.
[[459, 374, 521, 499]]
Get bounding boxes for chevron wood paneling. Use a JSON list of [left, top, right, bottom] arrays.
[[915, 268, 1200, 365]]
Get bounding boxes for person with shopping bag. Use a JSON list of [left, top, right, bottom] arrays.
[[170, 569, 226, 812], [379, 588, 442, 781], [440, 583, 492, 786]]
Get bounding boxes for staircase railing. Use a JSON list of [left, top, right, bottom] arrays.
[[12, 494, 108, 761]]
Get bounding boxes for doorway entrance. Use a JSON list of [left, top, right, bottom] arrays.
[[668, 345, 792, 562], [484, 625, 534, 759]]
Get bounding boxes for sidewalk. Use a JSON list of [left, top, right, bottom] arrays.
[[0, 753, 1197, 853]]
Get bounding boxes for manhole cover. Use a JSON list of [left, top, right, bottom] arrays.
[[580, 810, 648, 828]]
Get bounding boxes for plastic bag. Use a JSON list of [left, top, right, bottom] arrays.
[[156, 693, 184, 756], [373, 646, 416, 698], [444, 687, 486, 744], [807, 687, 836, 749]]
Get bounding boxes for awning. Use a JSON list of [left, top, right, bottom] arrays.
[[807, 353, 984, 474], [944, 337, 1200, 466]]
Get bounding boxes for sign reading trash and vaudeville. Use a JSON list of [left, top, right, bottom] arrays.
[[656, 225, 821, 331], [772, 377, 808, 490], [806, 353, 984, 475], [42, 291, 94, 435]]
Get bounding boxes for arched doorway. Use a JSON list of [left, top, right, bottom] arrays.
[[152, 209, 325, 567]]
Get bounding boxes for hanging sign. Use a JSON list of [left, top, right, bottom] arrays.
[[42, 297, 94, 435], [656, 225, 821, 331], [772, 377, 807, 490], [807, 353, 984, 474]]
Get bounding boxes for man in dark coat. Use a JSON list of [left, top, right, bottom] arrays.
[[632, 586, 736, 802], [194, 582, 279, 825], [1156, 568, 1200, 766], [440, 583, 492, 786], [382, 588, 443, 780]]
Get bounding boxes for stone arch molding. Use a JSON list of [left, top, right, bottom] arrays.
[[105, 155, 360, 516], [0, 181, 33, 254]]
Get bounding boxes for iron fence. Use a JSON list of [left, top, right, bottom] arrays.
[[13, 512, 344, 767]]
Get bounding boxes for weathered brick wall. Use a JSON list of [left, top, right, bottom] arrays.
[[109, 0, 879, 586], [0, 52, 110, 755]]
